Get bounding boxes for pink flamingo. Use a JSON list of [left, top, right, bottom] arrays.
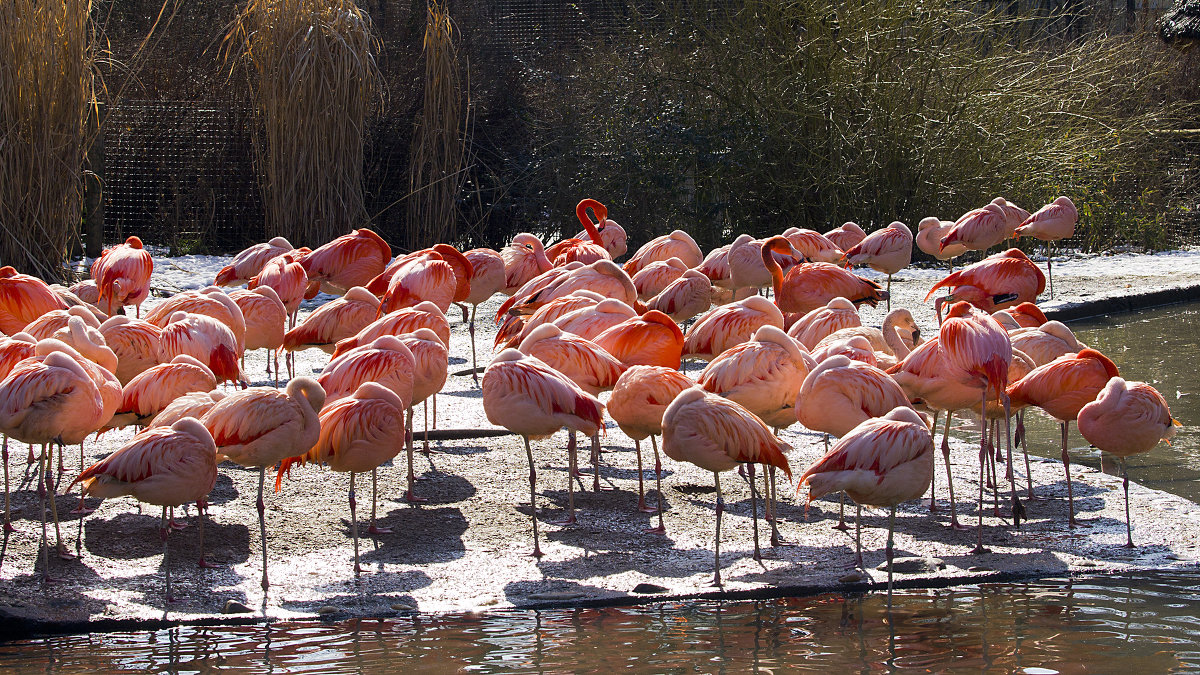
[[146, 390, 225, 431], [23, 306, 101, 341], [482, 349, 604, 557], [623, 230, 704, 276], [661, 386, 792, 585], [106, 355, 217, 430], [394, 328, 449, 500], [369, 244, 473, 313], [300, 228, 393, 296], [215, 236, 295, 287], [787, 297, 862, 350], [811, 308, 921, 369], [144, 288, 247, 354], [1014, 196, 1077, 298], [810, 334, 878, 367], [546, 199, 612, 266], [726, 235, 774, 297], [72, 417, 217, 601], [500, 233, 553, 295], [631, 257, 689, 301], [0, 333, 36, 530], [333, 301, 450, 358], [915, 217, 968, 261], [499, 260, 636, 318], [798, 406, 934, 600], [925, 248, 1046, 321], [573, 210, 628, 260], [158, 311, 245, 386], [1077, 377, 1180, 547], [91, 236, 153, 317], [783, 228, 845, 264], [248, 249, 309, 321], [940, 202, 1009, 253], [98, 315, 162, 385], [1008, 320, 1083, 366], [993, 302, 1048, 330], [228, 286, 287, 384], [201, 377, 325, 590], [761, 237, 886, 315], [1006, 348, 1119, 527], [698, 243, 734, 291], [550, 298, 637, 342], [824, 222, 867, 253], [283, 286, 380, 355], [647, 269, 712, 324], [276, 382, 407, 575], [495, 290, 606, 350], [0, 266, 68, 335], [843, 221, 913, 308], [683, 295, 784, 363], [459, 248, 505, 382], [607, 365, 693, 531]]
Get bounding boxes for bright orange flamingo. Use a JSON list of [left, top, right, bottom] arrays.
[[228, 286, 287, 385], [333, 301, 450, 358], [798, 406, 934, 600], [623, 230, 704, 276], [500, 233, 553, 295], [300, 228, 393, 296], [661, 387, 791, 585], [824, 222, 867, 253], [1014, 196, 1078, 298], [925, 248, 1046, 322], [98, 315, 162, 385], [91, 236, 153, 317], [607, 365, 693, 531], [1077, 377, 1180, 547], [631, 257, 689, 301], [283, 286, 380, 355], [158, 312, 245, 386], [843, 221, 913, 308], [482, 349, 604, 557], [761, 236, 886, 315], [993, 301, 1048, 330], [72, 417, 217, 601], [593, 310, 685, 370], [546, 199, 613, 266], [0, 266, 68, 335], [915, 217, 968, 261], [682, 295, 784, 363], [1006, 347, 1119, 528], [201, 377, 325, 590], [518, 323, 624, 509], [318, 335, 414, 509], [939, 301, 1015, 551], [275, 382, 407, 575], [783, 228, 845, 264], [699, 324, 814, 545], [215, 236, 295, 287], [106, 355, 217, 430], [459, 248, 505, 382], [647, 269, 712, 324]]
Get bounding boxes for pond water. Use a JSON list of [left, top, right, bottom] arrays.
[[1, 301, 1198, 672]]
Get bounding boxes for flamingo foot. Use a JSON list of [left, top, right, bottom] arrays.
[[949, 519, 971, 531], [197, 558, 223, 569], [970, 545, 991, 555], [637, 498, 657, 514], [56, 544, 78, 561], [368, 525, 393, 535], [531, 546, 544, 559], [4, 521, 16, 533], [403, 491, 428, 504], [168, 519, 189, 530], [70, 504, 94, 515], [832, 521, 850, 532], [553, 514, 577, 526], [643, 524, 666, 535]]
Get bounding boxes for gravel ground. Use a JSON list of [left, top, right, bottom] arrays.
[[1, 248, 1199, 633]]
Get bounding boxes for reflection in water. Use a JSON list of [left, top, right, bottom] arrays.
[[3, 571, 1200, 672]]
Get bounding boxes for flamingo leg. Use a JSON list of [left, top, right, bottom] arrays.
[[524, 436, 543, 558], [469, 304, 480, 385], [712, 471, 723, 587], [1017, 410, 1034, 499], [37, 445, 50, 582], [942, 411, 967, 530], [369, 467, 392, 534], [748, 463, 761, 562], [71, 439, 93, 515], [971, 393, 990, 555], [835, 493, 849, 531], [422, 401, 430, 454], [403, 407, 426, 504], [635, 439, 653, 513], [432, 393, 438, 431], [1061, 421, 1077, 527], [928, 411, 939, 511], [48, 444, 73, 560], [1121, 457, 1135, 548], [1046, 240, 1054, 299], [1004, 395, 1023, 527], [768, 464, 782, 547], [196, 498, 218, 569], [257, 468, 269, 590], [854, 503, 863, 568], [350, 472, 360, 574], [886, 506, 896, 608], [160, 506, 173, 602], [647, 435, 666, 534], [591, 433, 601, 492], [557, 433, 577, 526], [3, 435, 13, 532], [886, 274, 892, 312]]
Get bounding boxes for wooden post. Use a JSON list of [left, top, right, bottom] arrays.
[[84, 103, 105, 259]]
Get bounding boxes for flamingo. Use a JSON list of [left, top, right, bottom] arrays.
[[105, 355, 217, 430], [787, 297, 863, 350], [0, 266, 68, 335], [248, 249, 309, 322], [275, 382, 407, 574], [550, 298, 637, 342], [940, 202, 1009, 253], [647, 269, 712, 324], [915, 217, 968, 261], [1014, 196, 1078, 298], [332, 301, 450, 358], [622, 230, 704, 276], [592, 310, 685, 370], [697, 243, 734, 291], [0, 349, 104, 572], [98, 315, 162, 385], [682, 295, 784, 363], [495, 291, 606, 350], [64, 279, 103, 311], [214, 236, 295, 287], [369, 244, 473, 314], [300, 228, 393, 296], [228, 286, 287, 384], [318, 334, 415, 509], [798, 406, 934, 600], [574, 213, 628, 260], [22, 306, 101, 341], [761, 237, 887, 315], [481, 349, 604, 557], [698, 324, 815, 544], [1008, 320, 1084, 366], [661, 387, 792, 585], [783, 228, 845, 264], [1077, 377, 1180, 547], [201, 377, 325, 590], [939, 301, 1015, 550], [726, 235, 774, 298], [500, 233, 553, 295], [993, 302, 1049, 330], [843, 221, 913, 308], [283, 286, 380, 355], [498, 260, 636, 318], [459, 248, 505, 382], [144, 287, 247, 354], [91, 236, 153, 317], [394, 328, 448, 500], [146, 390, 226, 431], [0, 333, 36, 530], [811, 307, 921, 369], [159, 312, 245, 386], [1006, 348, 1119, 527], [924, 248, 1046, 321], [631, 257, 689, 301], [607, 365, 693, 531], [824, 222, 867, 253], [72, 417, 217, 600], [546, 199, 612, 266], [518, 323, 624, 508], [809, 335, 878, 367]]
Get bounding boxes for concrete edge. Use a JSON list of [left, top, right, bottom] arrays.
[[1044, 283, 1200, 323]]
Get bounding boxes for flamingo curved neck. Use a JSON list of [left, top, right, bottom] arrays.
[[576, 200, 606, 246], [881, 316, 911, 359], [759, 242, 786, 307]]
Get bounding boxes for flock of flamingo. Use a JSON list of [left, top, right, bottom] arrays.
[[0, 193, 1182, 603]]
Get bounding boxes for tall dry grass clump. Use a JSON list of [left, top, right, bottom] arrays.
[[224, 0, 380, 247], [0, 0, 96, 280], [406, 0, 465, 250]]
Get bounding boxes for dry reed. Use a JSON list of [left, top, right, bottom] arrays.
[[224, 0, 380, 247], [0, 0, 96, 281], [406, 0, 465, 250]]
